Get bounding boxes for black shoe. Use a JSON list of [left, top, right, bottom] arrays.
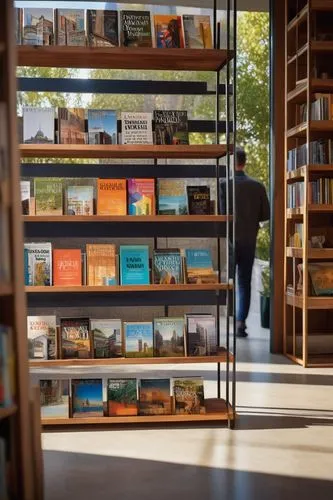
[[236, 328, 248, 338]]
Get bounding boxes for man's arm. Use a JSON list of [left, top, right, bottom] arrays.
[[259, 185, 270, 222]]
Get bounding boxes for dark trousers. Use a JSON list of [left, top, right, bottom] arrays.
[[235, 243, 255, 324]]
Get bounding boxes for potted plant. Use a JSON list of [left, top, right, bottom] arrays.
[[260, 265, 270, 329]]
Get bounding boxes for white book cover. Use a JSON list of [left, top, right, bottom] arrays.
[[121, 112, 153, 145], [27, 315, 57, 360], [20, 181, 30, 215], [23, 107, 55, 144], [24, 242, 52, 286], [66, 185, 94, 216]]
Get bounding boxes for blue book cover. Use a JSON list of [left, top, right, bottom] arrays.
[[120, 245, 150, 285], [185, 249, 213, 271], [71, 379, 103, 418], [125, 322, 153, 358], [24, 248, 30, 285], [88, 109, 117, 145]]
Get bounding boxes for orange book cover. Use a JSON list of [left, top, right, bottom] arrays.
[[86, 244, 117, 286], [53, 249, 82, 286], [97, 179, 127, 215], [154, 15, 184, 48]]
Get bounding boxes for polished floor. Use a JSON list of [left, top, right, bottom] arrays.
[[43, 313, 333, 500]]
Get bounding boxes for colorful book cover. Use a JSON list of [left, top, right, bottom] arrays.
[[23, 107, 55, 144], [120, 245, 150, 286], [173, 377, 205, 414], [154, 110, 189, 145], [34, 178, 63, 216], [186, 314, 217, 356], [23, 8, 53, 46], [15, 8, 23, 44], [71, 379, 103, 418], [121, 112, 153, 145], [154, 15, 184, 48], [308, 263, 333, 296], [153, 249, 182, 284], [58, 108, 86, 145], [40, 380, 69, 419], [187, 186, 211, 215], [90, 319, 122, 358], [60, 317, 91, 359], [24, 242, 52, 286], [27, 315, 57, 360], [56, 9, 85, 46], [20, 180, 30, 215], [124, 322, 153, 358], [107, 378, 137, 416], [87, 10, 118, 47], [154, 317, 184, 357], [128, 178, 155, 215], [66, 185, 94, 216], [182, 15, 212, 49], [88, 109, 117, 145], [97, 179, 127, 216], [120, 11, 152, 47], [53, 249, 82, 286], [185, 248, 217, 284], [86, 244, 117, 286], [157, 179, 188, 215], [139, 379, 171, 415]]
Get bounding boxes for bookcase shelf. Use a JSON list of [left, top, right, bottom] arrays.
[[287, 4, 308, 32], [287, 165, 333, 181], [288, 79, 333, 104], [286, 247, 333, 259], [26, 283, 231, 294], [286, 294, 333, 309], [23, 215, 232, 223]]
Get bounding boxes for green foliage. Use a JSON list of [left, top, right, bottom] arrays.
[[261, 265, 270, 297]]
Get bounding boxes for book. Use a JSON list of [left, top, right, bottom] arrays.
[[154, 110, 189, 145], [128, 178, 155, 215], [34, 178, 63, 216], [58, 108, 86, 144], [90, 319, 122, 358], [24, 242, 52, 286], [153, 248, 182, 284], [71, 379, 103, 418], [185, 314, 217, 356], [40, 380, 69, 419], [107, 378, 137, 416], [308, 263, 333, 296], [23, 8, 53, 46], [86, 244, 117, 286], [66, 185, 94, 216], [154, 317, 185, 357], [185, 248, 217, 284], [97, 179, 127, 216], [15, 8, 23, 44], [60, 317, 91, 359], [182, 15, 212, 49], [124, 322, 153, 358], [187, 186, 211, 215], [121, 112, 153, 144], [53, 249, 82, 286], [120, 245, 150, 285], [157, 179, 188, 215], [88, 109, 117, 145], [27, 315, 57, 360], [154, 15, 184, 48], [87, 10, 118, 47], [23, 107, 55, 144], [120, 11, 152, 47], [20, 180, 30, 215], [138, 379, 171, 415], [173, 377, 205, 414], [56, 9, 85, 46]]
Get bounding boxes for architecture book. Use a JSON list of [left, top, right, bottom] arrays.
[[60, 317, 91, 359], [71, 379, 104, 418], [154, 15, 184, 48], [157, 179, 188, 215], [23, 107, 54, 144], [58, 107, 86, 144], [24, 242, 52, 286], [88, 109, 117, 145], [121, 112, 153, 144], [124, 322, 153, 358], [185, 248, 217, 284], [27, 315, 57, 360], [128, 178, 155, 215], [173, 377, 205, 414], [66, 185, 94, 216], [53, 249, 82, 286], [139, 379, 171, 415], [153, 248, 182, 284], [86, 244, 117, 286], [107, 378, 138, 416], [154, 110, 189, 145], [23, 8, 53, 46], [120, 11, 152, 47], [56, 9, 85, 46], [187, 186, 211, 215], [87, 10, 118, 47], [20, 180, 30, 215], [40, 380, 69, 419], [97, 179, 127, 216], [308, 263, 333, 296], [185, 314, 217, 356], [90, 319, 122, 358], [120, 245, 150, 285], [182, 15, 212, 49], [34, 178, 63, 216], [153, 317, 185, 357]]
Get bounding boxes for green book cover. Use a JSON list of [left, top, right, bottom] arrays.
[[35, 178, 63, 216]]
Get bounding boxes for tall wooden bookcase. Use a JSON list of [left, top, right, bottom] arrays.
[[284, 0, 333, 367]]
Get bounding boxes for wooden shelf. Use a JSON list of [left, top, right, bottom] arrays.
[[0, 283, 12, 297], [286, 166, 306, 181], [286, 294, 333, 309], [312, 0, 333, 10], [286, 122, 307, 138], [286, 247, 333, 259], [23, 215, 231, 223], [287, 4, 308, 32], [312, 41, 333, 53], [307, 354, 333, 367], [26, 283, 231, 293], [287, 43, 308, 65], [309, 204, 333, 212], [0, 405, 17, 420], [286, 247, 303, 258], [288, 79, 333, 105]]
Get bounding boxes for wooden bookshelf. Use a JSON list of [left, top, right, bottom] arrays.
[[26, 283, 231, 293], [286, 247, 333, 259], [23, 215, 232, 223]]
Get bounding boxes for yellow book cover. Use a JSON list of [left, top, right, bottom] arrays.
[[86, 244, 117, 286], [97, 179, 127, 215]]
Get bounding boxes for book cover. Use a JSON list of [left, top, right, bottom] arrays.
[[71, 379, 103, 418], [91, 319, 122, 358], [53, 249, 82, 286], [154, 110, 189, 145], [60, 317, 91, 359], [120, 245, 150, 285], [154, 15, 184, 48], [97, 179, 127, 216], [88, 109, 117, 145], [139, 379, 171, 415], [87, 10, 118, 47], [56, 9, 85, 46], [121, 112, 153, 145], [107, 378, 137, 416], [153, 248, 182, 284], [187, 186, 211, 215], [86, 244, 117, 286], [154, 317, 185, 357], [40, 380, 69, 419], [186, 314, 217, 356], [27, 315, 57, 360], [124, 322, 153, 358], [34, 178, 63, 216], [23, 8, 53, 46], [120, 11, 152, 47], [182, 15, 212, 49], [308, 263, 333, 296], [15, 8, 23, 44], [157, 179, 188, 215], [24, 242, 52, 286], [20, 180, 30, 215], [66, 185, 94, 216], [185, 248, 217, 284], [23, 107, 55, 144], [128, 178, 155, 215], [173, 377, 205, 414], [58, 108, 86, 144]]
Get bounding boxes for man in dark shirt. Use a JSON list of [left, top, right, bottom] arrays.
[[220, 148, 270, 337]]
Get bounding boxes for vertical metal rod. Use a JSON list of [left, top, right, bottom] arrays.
[[213, 0, 217, 49]]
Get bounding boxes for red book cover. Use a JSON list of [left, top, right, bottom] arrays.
[[53, 249, 82, 286]]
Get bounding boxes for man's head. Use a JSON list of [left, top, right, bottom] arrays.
[[235, 147, 246, 171]]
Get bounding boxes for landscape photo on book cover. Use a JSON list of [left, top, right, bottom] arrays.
[[125, 322, 153, 358], [153, 249, 182, 284], [56, 9, 85, 46], [40, 380, 69, 419], [61, 318, 90, 359], [107, 379, 137, 416], [139, 379, 171, 415], [158, 179, 188, 215], [173, 378, 205, 415], [72, 379, 104, 417], [87, 10, 118, 47], [91, 319, 122, 358], [88, 110, 117, 145], [154, 110, 189, 145], [154, 318, 184, 357], [120, 11, 152, 47], [154, 15, 184, 48], [23, 107, 54, 144], [58, 108, 86, 144], [23, 8, 53, 46]]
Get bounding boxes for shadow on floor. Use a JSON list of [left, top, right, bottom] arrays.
[[236, 413, 333, 431]]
